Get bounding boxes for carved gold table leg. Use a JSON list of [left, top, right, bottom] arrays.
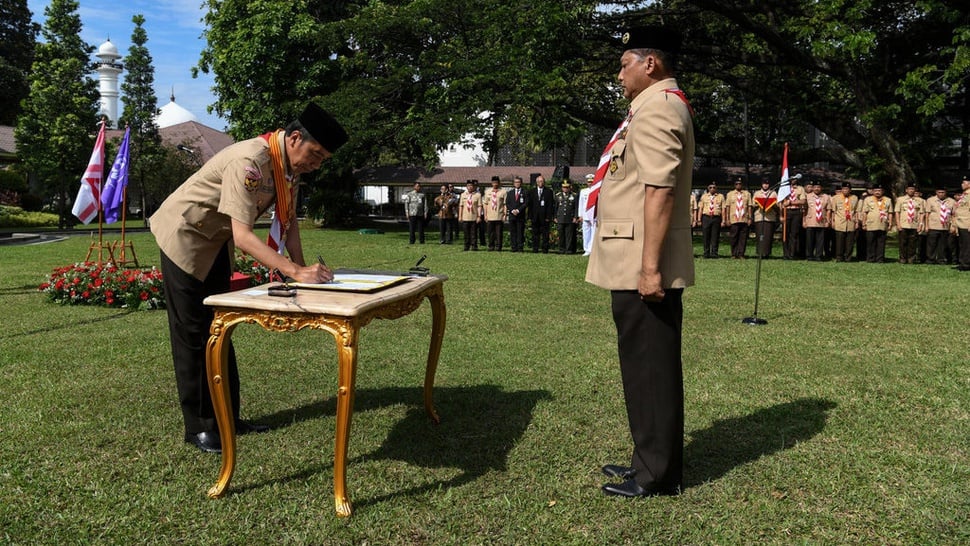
[[424, 286, 446, 424], [206, 316, 239, 499], [332, 319, 359, 518]]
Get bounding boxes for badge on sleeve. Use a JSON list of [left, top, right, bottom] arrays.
[[244, 166, 261, 193]]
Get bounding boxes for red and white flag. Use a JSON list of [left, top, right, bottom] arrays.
[[775, 142, 791, 205], [267, 215, 285, 255], [71, 121, 106, 224]]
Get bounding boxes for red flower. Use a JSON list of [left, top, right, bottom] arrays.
[[140, 291, 149, 300]]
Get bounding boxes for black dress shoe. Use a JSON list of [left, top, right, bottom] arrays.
[[235, 419, 271, 435], [601, 478, 679, 498], [601, 464, 637, 480], [184, 431, 222, 453]]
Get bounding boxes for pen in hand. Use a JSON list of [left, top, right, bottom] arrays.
[[317, 254, 333, 284]]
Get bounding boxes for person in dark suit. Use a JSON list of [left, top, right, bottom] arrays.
[[506, 176, 528, 252], [528, 175, 554, 253]]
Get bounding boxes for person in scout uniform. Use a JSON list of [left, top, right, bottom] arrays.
[[403, 182, 428, 244], [923, 186, 952, 264], [578, 173, 598, 256], [434, 184, 455, 244], [802, 180, 832, 261], [752, 178, 778, 258], [483, 176, 507, 251], [722, 177, 752, 259], [698, 182, 724, 258], [586, 25, 695, 498], [893, 182, 924, 264], [555, 180, 580, 254], [458, 179, 482, 251], [860, 185, 893, 262], [782, 175, 807, 259], [506, 176, 528, 252], [953, 175, 970, 270], [151, 102, 347, 453], [828, 182, 858, 262]]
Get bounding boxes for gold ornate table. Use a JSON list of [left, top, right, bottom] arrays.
[[202, 274, 446, 517]]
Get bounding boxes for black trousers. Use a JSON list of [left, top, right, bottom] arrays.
[[701, 215, 721, 257], [754, 220, 776, 258], [728, 222, 749, 257], [508, 217, 526, 251], [160, 246, 240, 435], [558, 222, 577, 254], [531, 219, 550, 253], [834, 230, 856, 261], [462, 221, 478, 250], [806, 227, 826, 260], [866, 230, 887, 262], [407, 216, 426, 244], [611, 289, 684, 490], [487, 220, 504, 250], [959, 228, 970, 267], [855, 227, 868, 261], [897, 228, 918, 263], [783, 209, 803, 258], [927, 229, 955, 264], [438, 217, 454, 243]]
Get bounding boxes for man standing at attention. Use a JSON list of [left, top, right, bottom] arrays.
[[434, 184, 455, 244], [752, 178, 778, 259], [722, 177, 752, 259], [953, 175, 970, 271], [483, 176, 507, 251], [894, 182, 924, 264], [697, 182, 723, 258], [802, 181, 831, 261], [828, 182, 858, 262], [529, 175, 555, 253], [860, 185, 893, 262], [578, 173, 597, 255], [556, 180, 580, 254], [586, 26, 695, 498], [506, 176, 528, 252], [403, 182, 428, 244], [151, 103, 346, 453], [458, 180, 482, 251]]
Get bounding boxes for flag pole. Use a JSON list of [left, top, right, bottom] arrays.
[[743, 144, 790, 326]]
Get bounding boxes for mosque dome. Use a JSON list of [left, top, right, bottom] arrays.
[[156, 92, 199, 128], [97, 39, 120, 60]]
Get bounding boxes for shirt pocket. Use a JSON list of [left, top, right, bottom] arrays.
[[182, 206, 230, 240], [608, 139, 626, 181], [600, 219, 634, 239]]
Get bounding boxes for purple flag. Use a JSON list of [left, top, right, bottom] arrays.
[[101, 126, 131, 224]]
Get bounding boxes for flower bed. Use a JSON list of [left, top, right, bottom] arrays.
[[39, 262, 165, 310]]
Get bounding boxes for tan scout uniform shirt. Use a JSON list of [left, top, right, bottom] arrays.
[[803, 193, 832, 228], [150, 133, 287, 281], [699, 192, 724, 218], [954, 193, 970, 229], [829, 194, 858, 232], [586, 78, 695, 291], [861, 196, 893, 231], [894, 195, 925, 230], [723, 190, 752, 224], [783, 185, 807, 210], [689, 192, 698, 223], [458, 190, 482, 222], [483, 188, 507, 221], [924, 196, 956, 230]]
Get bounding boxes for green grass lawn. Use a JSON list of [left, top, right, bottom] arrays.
[[1, 225, 968, 544]]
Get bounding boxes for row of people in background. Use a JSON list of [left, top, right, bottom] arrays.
[[691, 174, 970, 269], [402, 174, 600, 254]]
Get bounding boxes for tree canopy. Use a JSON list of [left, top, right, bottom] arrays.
[[196, 0, 969, 189], [0, 0, 39, 125]]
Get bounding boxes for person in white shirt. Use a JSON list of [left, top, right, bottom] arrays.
[[578, 173, 597, 255]]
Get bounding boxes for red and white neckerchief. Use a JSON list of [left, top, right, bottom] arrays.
[[585, 110, 633, 218], [906, 199, 916, 224], [940, 201, 950, 224], [878, 198, 888, 222], [708, 195, 716, 215], [843, 195, 853, 220], [734, 193, 745, 220], [465, 192, 474, 212], [490, 190, 499, 210], [814, 195, 824, 222]]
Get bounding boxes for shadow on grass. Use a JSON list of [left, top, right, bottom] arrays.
[[0, 310, 133, 339], [233, 385, 551, 504], [685, 397, 836, 488]]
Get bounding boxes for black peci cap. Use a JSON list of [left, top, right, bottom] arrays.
[[298, 103, 348, 152], [621, 26, 682, 54]]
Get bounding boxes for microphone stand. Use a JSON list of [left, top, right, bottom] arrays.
[[741, 177, 793, 326]]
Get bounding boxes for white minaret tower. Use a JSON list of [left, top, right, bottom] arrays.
[[95, 39, 123, 128]]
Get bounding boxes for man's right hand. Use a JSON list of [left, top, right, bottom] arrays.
[[291, 263, 333, 284]]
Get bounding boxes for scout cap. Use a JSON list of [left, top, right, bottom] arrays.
[[585, 173, 595, 181], [299, 103, 348, 152], [621, 26, 682, 54]]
